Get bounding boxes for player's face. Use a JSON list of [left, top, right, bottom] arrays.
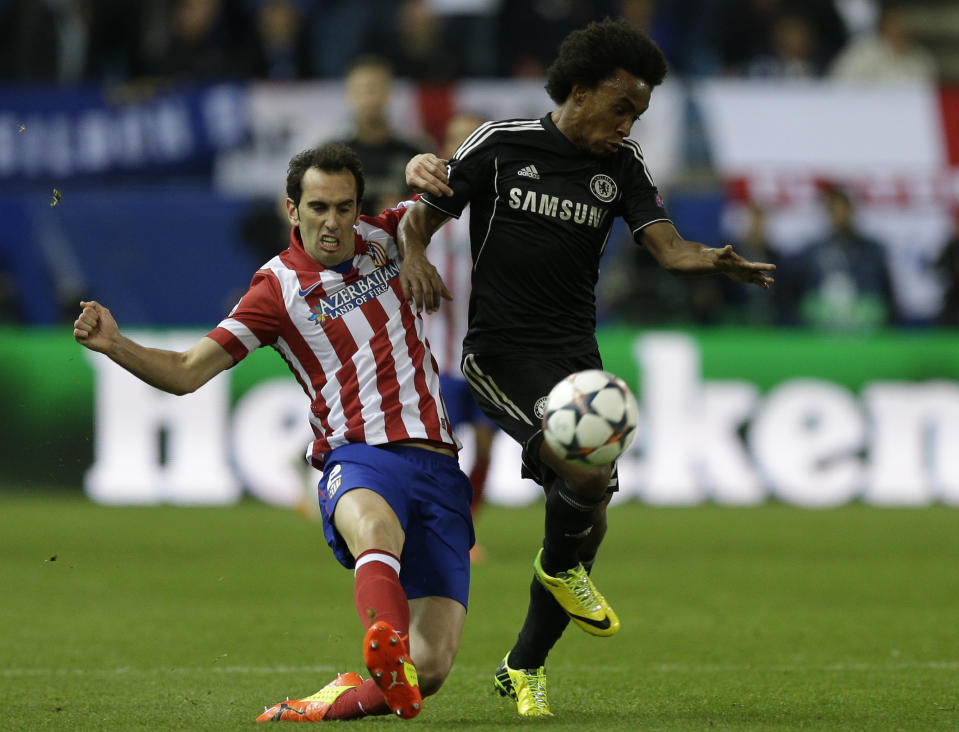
[[288, 168, 360, 267], [574, 70, 651, 156]]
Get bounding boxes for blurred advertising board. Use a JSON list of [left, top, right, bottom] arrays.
[[0, 83, 248, 181], [3, 327, 957, 508]]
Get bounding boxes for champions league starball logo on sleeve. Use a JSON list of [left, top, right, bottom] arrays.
[[589, 174, 618, 203]]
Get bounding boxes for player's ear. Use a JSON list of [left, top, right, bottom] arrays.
[[571, 85, 590, 107], [285, 197, 299, 226]]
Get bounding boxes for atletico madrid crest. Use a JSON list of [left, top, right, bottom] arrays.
[[367, 240, 389, 267]]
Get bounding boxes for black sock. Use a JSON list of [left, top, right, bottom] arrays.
[[507, 576, 571, 670], [541, 483, 601, 575]]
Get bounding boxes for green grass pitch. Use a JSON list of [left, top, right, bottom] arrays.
[[2, 493, 958, 730]]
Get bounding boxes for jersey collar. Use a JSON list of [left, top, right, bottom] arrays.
[[283, 226, 364, 274], [541, 112, 583, 155]]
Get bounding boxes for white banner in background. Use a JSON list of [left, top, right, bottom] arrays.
[[214, 78, 684, 197], [697, 80, 957, 322], [84, 332, 959, 508], [697, 80, 946, 174], [213, 79, 428, 198]]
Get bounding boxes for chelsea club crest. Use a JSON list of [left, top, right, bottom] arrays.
[[589, 174, 617, 203]]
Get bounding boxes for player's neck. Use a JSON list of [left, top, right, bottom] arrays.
[[549, 107, 583, 150]]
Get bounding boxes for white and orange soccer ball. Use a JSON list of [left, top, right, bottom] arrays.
[[542, 369, 639, 467]]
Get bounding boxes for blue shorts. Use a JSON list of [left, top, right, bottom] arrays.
[[317, 442, 475, 608], [440, 374, 496, 431]]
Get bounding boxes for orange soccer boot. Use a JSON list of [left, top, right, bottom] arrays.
[[362, 621, 422, 719], [256, 672, 364, 722]]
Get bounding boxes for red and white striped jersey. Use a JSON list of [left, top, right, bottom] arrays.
[[207, 202, 458, 468], [423, 211, 472, 376]]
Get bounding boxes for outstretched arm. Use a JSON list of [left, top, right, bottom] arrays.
[[73, 300, 235, 395], [397, 200, 454, 313], [640, 221, 776, 289]]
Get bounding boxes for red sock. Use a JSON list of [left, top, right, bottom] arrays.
[[326, 678, 390, 719], [325, 550, 410, 721], [469, 458, 489, 514], [353, 550, 409, 637]]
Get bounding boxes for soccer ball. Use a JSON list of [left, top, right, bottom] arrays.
[[541, 369, 639, 467]]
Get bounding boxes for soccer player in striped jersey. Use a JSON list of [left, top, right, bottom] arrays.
[[398, 20, 775, 717], [73, 143, 473, 723]]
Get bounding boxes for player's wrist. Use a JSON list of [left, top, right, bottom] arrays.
[[402, 239, 429, 259], [705, 246, 726, 271]]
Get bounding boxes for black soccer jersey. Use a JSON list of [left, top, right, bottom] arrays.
[[421, 114, 671, 358]]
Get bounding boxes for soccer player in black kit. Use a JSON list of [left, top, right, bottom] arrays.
[[399, 19, 775, 716]]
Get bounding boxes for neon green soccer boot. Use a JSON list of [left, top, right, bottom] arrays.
[[533, 548, 620, 636], [493, 654, 552, 716]]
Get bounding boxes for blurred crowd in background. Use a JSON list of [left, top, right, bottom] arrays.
[[0, 0, 947, 84], [1, 0, 958, 331]]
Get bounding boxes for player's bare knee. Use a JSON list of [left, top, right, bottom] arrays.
[[412, 653, 453, 697], [561, 465, 612, 502], [353, 514, 402, 554], [417, 670, 448, 697]]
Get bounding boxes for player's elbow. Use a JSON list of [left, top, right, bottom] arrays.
[[156, 378, 199, 397], [180, 369, 220, 395], [171, 346, 229, 395], [160, 368, 211, 396]]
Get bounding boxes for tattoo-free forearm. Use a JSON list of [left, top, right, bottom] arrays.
[[103, 336, 231, 396], [657, 241, 722, 274], [640, 221, 722, 274], [640, 221, 775, 288], [398, 202, 450, 258]]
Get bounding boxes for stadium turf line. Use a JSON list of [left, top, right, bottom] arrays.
[[1, 493, 957, 730]]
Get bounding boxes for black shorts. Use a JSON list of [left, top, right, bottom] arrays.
[[461, 351, 618, 491]]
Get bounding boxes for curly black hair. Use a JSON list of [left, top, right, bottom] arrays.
[[286, 143, 366, 207], [545, 19, 668, 105]]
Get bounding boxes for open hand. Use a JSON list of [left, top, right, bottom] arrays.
[[714, 245, 776, 289]]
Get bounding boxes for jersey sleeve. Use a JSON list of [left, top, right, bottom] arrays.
[[618, 139, 672, 242], [358, 198, 418, 262], [206, 270, 283, 363], [420, 125, 496, 219], [361, 196, 417, 237]]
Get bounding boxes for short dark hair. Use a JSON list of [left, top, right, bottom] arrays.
[[286, 143, 365, 207], [545, 19, 668, 105]]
